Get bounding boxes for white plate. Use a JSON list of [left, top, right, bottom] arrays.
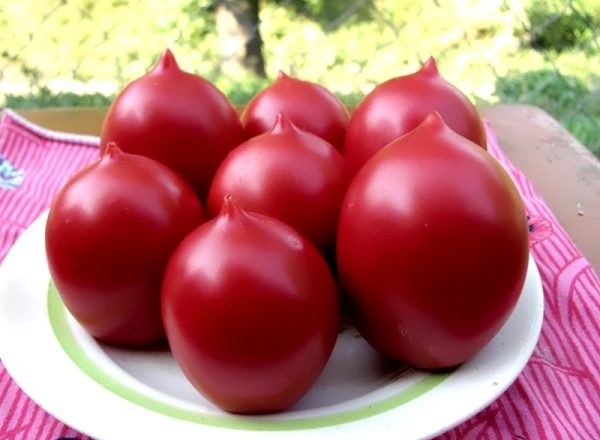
[[0, 212, 544, 440]]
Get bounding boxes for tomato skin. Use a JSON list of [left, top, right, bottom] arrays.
[[45, 145, 205, 346], [207, 113, 349, 252], [241, 71, 350, 150], [161, 196, 339, 413], [344, 57, 487, 174], [337, 113, 529, 369], [100, 49, 245, 200]]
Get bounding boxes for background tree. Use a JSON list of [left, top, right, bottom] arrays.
[[215, 0, 373, 78], [216, 0, 266, 78]]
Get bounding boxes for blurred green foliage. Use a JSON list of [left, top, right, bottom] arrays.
[[269, 0, 374, 29], [523, 0, 600, 51], [496, 69, 600, 156], [4, 87, 113, 108], [0, 0, 598, 156]]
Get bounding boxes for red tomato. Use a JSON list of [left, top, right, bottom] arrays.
[[207, 113, 349, 252], [337, 113, 529, 370], [45, 144, 205, 346], [161, 196, 339, 413], [100, 49, 245, 200], [241, 71, 350, 150], [344, 56, 487, 174]]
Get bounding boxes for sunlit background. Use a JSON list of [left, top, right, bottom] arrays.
[[1, 0, 598, 155]]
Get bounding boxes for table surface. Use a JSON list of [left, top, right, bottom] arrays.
[[14, 104, 600, 274]]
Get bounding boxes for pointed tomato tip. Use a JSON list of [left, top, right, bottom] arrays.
[[417, 112, 448, 133], [271, 112, 298, 134], [421, 56, 439, 75], [154, 48, 179, 72], [425, 111, 445, 125], [103, 141, 124, 158], [220, 194, 242, 219], [277, 70, 290, 80]]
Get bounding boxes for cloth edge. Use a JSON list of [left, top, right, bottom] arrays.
[[1, 109, 100, 147]]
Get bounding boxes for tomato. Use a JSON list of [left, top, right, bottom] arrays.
[[45, 144, 205, 346], [344, 56, 487, 174], [207, 113, 349, 252], [240, 71, 350, 150], [100, 49, 245, 200], [336, 113, 529, 370], [161, 196, 339, 413]]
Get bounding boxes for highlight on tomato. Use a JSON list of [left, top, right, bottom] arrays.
[[100, 49, 245, 200], [337, 113, 529, 370], [344, 56, 487, 174], [241, 71, 350, 150], [161, 195, 340, 413], [45, 144, 205, 346], [207, 112, 349, 252]]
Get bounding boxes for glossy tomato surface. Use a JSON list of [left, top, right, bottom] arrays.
[[344, 57, 487, 174], [162, 197, 339, 413], [337, 113, 529, 370], [100, 49, 245, 200], [207, 113, 349, 252], [241, 71, 349, 150], [45, 145, 205, 346]]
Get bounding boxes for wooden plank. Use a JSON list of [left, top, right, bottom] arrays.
[[480, 104, 600, 273], [15, 107, 107, 136]]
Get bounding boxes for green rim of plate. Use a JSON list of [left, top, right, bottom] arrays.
[[47, 282, 451, 431]]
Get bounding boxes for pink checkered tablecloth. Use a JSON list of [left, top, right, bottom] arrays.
[[0, 108, 598, 439]]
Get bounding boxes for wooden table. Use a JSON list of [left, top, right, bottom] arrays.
[[14, 105, 600, 274]]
